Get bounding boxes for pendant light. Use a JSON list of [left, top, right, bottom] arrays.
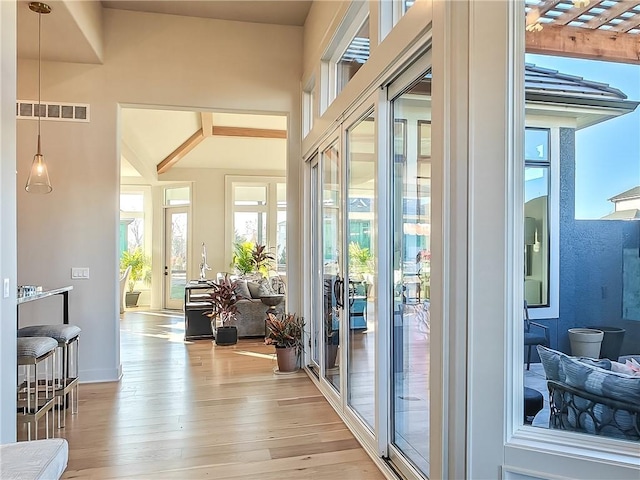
[[25, 2, 52, 194]]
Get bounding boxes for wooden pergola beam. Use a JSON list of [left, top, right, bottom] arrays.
[[526, 24, 640, 64], [157, 128, 205, 174], [555, 0, 606, 26], [211, 126, 287, 139], [583, 2, 639, 29]]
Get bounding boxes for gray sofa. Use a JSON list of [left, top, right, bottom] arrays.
[[231, 277, 284, 338]]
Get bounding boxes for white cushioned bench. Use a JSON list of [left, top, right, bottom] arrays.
[[0, 439, 68, 480]]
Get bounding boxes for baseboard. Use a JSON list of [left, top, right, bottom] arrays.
[[78, 366, 121, 383]]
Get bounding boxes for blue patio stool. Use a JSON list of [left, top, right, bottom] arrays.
[[17, 336, 58, 440], [524, 386, 544, 424], [18, 324, 81, 427]]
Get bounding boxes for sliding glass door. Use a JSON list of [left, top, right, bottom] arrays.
[[389, 65, 433, 477], [345, 109, 377, 430], [321, 139, 342, 392]]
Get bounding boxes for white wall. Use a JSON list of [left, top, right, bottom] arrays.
[[0, 0, 17, 444], [16, 8, 303, 382]]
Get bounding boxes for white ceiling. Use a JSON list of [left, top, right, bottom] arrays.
[[120, 108, 288, 179], [102, 0, 312, 26]]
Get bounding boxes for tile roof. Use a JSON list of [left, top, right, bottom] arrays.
[[608, 185, 640, 202]]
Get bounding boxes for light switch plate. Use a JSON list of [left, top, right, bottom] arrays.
[[71, 267, 89, 279], [3, 278, 9, 298]]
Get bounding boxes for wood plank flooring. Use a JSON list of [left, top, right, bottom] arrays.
[[19, 310, 385, 479]]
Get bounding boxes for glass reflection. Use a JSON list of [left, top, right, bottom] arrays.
[[322, 141, 342, 392], [391, 73, 431, 475], [346, 111, 376, 429]]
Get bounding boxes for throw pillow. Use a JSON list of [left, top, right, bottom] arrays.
[[258, 278, 275, 297], [536, 345, 570, 382], [234, 280, 251, 300], [560, 355, 640, 405], [247, 281, 261, 299]]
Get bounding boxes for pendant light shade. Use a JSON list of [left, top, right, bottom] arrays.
[[26, 134, 52, 194], [25, 2, 53, 194]]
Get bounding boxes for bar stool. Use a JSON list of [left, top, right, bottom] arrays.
[[18, 325, 81, 427], [17, 337, 58, 440]]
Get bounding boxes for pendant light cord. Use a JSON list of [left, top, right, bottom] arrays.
[[37, 9, 42, 141]]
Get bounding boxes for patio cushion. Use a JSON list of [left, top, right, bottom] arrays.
[[18, 325, 81, 344], [536, 345, 611, 382], [560, 355, 640, 405], [0, 438, 68, 480], [17, 337, 58, 358]]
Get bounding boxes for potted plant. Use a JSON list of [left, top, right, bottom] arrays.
[[348, 242, 373, 283], [265, 312, 304, 372], [231, 242, 276, 278], [120, 248, 151, 307], [231, 241, 255, 277], [251, 243, 275, 277], [206, 274, 242, 346]]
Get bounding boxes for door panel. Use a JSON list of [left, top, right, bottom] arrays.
[[321, 140, 342, 392], [164, 207, 188, 310]]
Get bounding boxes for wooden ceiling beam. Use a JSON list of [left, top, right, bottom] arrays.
[[583, 2, 640, 29], [212, 126, 287, 139], [200, 112, 214, 136], [157, 128, 205, 174], [526, 24, 640, 64], [555, 0, 606, 26]]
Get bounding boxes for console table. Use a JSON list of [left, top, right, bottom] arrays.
[[184, 281, 214, 340], [17, 286, 73, 327]]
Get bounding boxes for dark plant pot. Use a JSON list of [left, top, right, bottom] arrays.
[[125, 291, 141, 307], [592, 325, 626, 361], [275, 346, 298, 372], [215, 325, 238, 346]]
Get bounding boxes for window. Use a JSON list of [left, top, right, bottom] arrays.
[[303, 76, 316, 137], [120, 188, 148, 256], [323, 1, 370, 107], [164, 186, 190, 206], [227, 177, 286, 273], [524, 128, 550, 308]]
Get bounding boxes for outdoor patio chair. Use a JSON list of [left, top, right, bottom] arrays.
[[524, 300, 549, 370]]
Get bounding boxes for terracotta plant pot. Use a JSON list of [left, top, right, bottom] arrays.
[[275, 346, 298, 372]]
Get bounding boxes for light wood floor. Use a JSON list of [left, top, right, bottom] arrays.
[[19, 310, 386, 479]]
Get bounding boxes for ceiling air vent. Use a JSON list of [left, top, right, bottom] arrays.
[[16, 101, 90, 122]]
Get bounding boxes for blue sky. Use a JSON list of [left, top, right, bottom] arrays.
[[526, 54, 640, 219]]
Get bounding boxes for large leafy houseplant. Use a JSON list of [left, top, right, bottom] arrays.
[[232, 241, 255, 276], [120, 248, 151, 293], [231, 241, 275, 277]]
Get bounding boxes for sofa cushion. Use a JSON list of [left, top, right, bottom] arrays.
[[247, 281, 261, 299], [560, 355, 640, 405], [234, 280, 251, 300]]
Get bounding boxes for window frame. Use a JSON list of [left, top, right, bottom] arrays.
[[523, 126, 559, 320], [225, 175, 286, 273]]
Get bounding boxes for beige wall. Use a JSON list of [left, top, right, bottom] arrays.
[[16, 8, 303, 382], [0, 0, 17, 443]]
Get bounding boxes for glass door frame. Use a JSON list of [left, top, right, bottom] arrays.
[[163, 206, 190, 310]]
